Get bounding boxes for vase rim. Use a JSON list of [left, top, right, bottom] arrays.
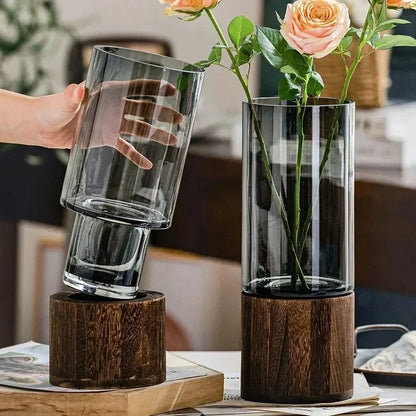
[[94, 45, 205, 75], [245, 97, 354, 108]]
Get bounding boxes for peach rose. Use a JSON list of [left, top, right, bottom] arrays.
[[160, 0, 220, 19], [387, 0, 416, 8], [281, 0, 350, 59]]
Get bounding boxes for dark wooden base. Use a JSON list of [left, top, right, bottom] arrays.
[[49, 291, 166, 389], [241, 292, 354, 403]]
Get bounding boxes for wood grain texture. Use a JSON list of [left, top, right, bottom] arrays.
[[241, 292, 354, 403], [0, 353, 224, 416], [49, 291, 166, 389]]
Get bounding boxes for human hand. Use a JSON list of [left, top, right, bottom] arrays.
[[78, 79, 183, 169], [34, 83, 85, 149], [35, 79, 183, 169]]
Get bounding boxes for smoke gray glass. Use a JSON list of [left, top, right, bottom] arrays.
[[60, 46, 204, 298]]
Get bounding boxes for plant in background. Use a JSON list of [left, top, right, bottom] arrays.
[[158, 0, 416, 291], [0, 0, 73, 156], [0, 0, 72, 94]]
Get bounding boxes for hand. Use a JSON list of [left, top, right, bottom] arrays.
[[35, 80, 183, 169], [35, 83, 85, 149], [79, 79, 183, 169]]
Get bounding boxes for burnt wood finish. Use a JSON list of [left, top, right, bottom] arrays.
[[49, 291, 166, 389], [241, 292, 354, 403]]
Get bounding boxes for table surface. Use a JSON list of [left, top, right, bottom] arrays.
[[175, 351, 416, 416]]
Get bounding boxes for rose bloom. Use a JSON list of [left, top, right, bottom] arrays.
[[160, 0, 220, 18], [281, 0, 350, 59], [387, 0, 416, 8]]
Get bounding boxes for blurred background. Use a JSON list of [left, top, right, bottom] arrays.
[[1, 0, 416, 352]]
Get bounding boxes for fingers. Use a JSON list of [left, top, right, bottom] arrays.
[[115, 137, 153, 170], [102, 79, 176, 97], [123, 98, 183, 124], [61, 83, 85, 114], [127, 79, 176, 97], [120, 118, 178, 146]]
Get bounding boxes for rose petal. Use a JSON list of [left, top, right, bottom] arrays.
[[281, 0, 350, 59]]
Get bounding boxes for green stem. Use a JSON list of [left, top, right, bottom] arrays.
[[205, 8, 309, 290], [296, 2, 376, 260], [292, 87, 308, 288], [205, 9, 251, 102]]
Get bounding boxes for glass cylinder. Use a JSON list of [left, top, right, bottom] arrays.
[[242, 98, 354, 298], [61, 46, 204, 298]]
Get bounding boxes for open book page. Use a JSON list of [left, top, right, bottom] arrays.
[[0, 342, 207, 393]]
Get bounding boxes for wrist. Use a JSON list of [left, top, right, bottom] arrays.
[[0, 89, 39, 146], [31, 95, 55, 148]]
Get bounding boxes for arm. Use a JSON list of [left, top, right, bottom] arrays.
[[0, 84, 84, 148], [0, 81, 182, 169]]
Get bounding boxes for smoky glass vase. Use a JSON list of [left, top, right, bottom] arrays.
[[61, 46, 204, 299], [242, 98, 355, 298]]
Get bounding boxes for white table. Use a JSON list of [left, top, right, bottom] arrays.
[[175, 351, 416, 416]]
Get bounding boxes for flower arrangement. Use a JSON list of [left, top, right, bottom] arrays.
[[158, 0, 416, 292]]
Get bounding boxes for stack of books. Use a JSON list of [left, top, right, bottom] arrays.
[[355, 101, 416, 169]]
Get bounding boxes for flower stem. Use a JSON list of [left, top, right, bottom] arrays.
[[292, 87, 308, 288], [296, 4, 375, 261], [205, 9, 251, 101], [205, 8, 309, 290]]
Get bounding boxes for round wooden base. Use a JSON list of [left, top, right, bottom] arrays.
[[49, 291, 166, 389], [241, 292, 354, 403]]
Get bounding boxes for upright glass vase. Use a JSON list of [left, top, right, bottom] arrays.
[[60, 46, 204, 299], [241, 98, 355, 403]]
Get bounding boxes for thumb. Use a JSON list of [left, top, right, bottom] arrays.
[[57, 83, 85, 114], [41, 83, 85, 130], [45, 83, 84, 122]]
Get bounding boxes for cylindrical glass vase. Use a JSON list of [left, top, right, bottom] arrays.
[[61, 46, 204, 298], [242, 98, 355, 298]]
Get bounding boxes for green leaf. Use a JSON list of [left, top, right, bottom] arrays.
[[235, 44, 253, 67], [378, 0, 387, 24], [375, 34, 416, 49], [339, 36, 353, 52], [354, 28, 363, 39], [376, 18, 410, 32], [177, 73, 190, 91], [178, 63, 200, 91], [249, 35, 261, 53], [256, 26, 285, 69], [368, 32, 381, 48], [348, 27, 360, 36], [280, 65, 299, 76], [283, 49, 311, 77], [278, 74, 302, 100], [307, 71, 324, 97], [208, 44, 222, 64], [367, 4, 376, 31], [228, 15, 254, 49], [194, 60, 213, 69]]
